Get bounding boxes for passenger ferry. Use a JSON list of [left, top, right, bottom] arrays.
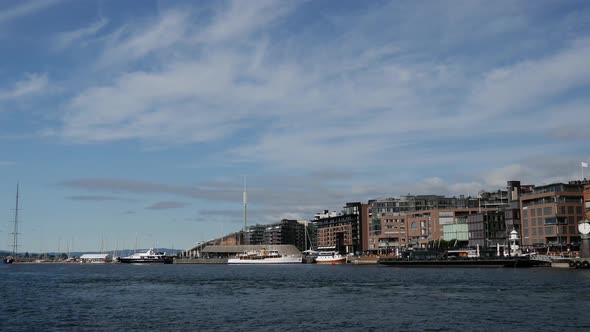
[[227, 248, 302, 264]]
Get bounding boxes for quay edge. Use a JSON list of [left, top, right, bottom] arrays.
[[378, 257, 539, 268]]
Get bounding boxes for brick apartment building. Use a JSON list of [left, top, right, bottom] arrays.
[[520, 182, 585, 247], [313, 202, 369, 254], [367, 193, 503, 253]]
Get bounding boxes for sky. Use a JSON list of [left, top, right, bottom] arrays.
[[1, 0, 589, 253]]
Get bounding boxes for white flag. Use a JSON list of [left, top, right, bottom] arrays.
[[583, 162, 589, 168]]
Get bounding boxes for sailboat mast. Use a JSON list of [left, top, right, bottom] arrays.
[[11, 182, 20, 257], [243, 176, 247, 232]]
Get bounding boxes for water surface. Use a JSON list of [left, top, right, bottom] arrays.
[[1, 264, 589, 331]]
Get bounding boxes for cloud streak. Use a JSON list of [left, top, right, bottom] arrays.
[[0, 74, 48, 101], [38, 2, 590, 227], [66, 195, 130, 202], [54, 17, 109, 51], [0, 0, 61, 24], [146, 201, 190, 210]]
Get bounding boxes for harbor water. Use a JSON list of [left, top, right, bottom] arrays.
[[1, 264, 590, 331]]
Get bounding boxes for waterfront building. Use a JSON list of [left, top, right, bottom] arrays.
[[520, 181, 585, 247], [368, 207, 491, 254], [243, 224, 266, 245], [371, 214, 407, 254], [467, 210, 506, 248], [239, 220, 310, 251], [79, 253, 112, 263], [476, 190, 509, 210], [313, 202, 368, 254], [368, 193, 503, 253], [405, 208, 486, 249], [263, 219, 307, 251], [503, 181, 526, 238], [314, 210, 340, 220], [583, 180, 590, 215], [220, 232, 241, 246], [443, 223, 469, 242]]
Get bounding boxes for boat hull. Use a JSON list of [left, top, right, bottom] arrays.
[[315, 258, 346, 264], [227, 256, 302, 264], [118, 257, 173, 264], [315, 251, 347, 264]]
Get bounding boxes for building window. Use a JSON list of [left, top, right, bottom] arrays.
[[543, 207, 552, 215], [411, 222, 417, 232], [545, 227, 553, 235]]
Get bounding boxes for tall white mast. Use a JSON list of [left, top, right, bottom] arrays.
[[11, 182, 20, 257], [243, 176, 247, 232]]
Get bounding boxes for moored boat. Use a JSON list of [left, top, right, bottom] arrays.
[[227, 248, 302, 264], [118, 248, 173, 264], [315, 251, 346, 265]]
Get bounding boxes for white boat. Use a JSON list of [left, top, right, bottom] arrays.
[[227, 248, 302, 264], [118, 248, 173, 264], [315, 251, 346, 264]]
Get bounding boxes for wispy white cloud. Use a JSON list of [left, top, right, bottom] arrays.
[[0, 74, 48, 101], [54, 17, 109, 51], [97, 9, 192, 67], [467, 38, 590, 119], [51, 1, 590, 222], [201, 0, 295, 43], [0, 0, 61, 24]]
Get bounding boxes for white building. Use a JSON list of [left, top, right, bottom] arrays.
[[79, 253, 113, 263]]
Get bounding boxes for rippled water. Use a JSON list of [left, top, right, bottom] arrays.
[[1, 264, 590, 331]]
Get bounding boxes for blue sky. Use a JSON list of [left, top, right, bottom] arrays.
[[1, 0, 590, 252]]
